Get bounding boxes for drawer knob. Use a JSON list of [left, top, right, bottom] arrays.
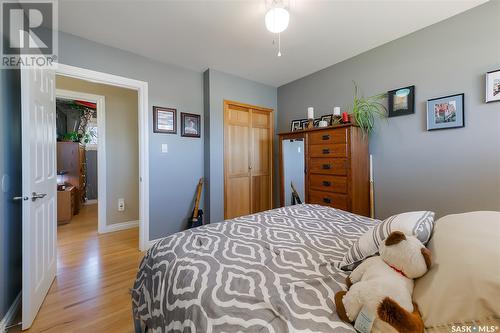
[[323, 197, 332, 204], [322, 164, 331, 170], [322, 134, 330, 140], [322, 148, 330, 154], [322, 181, 331, 186]]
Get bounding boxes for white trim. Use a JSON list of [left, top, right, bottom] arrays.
[[84, 199, 98, 205], [56, 63, 150, 251], [100, 220, 139, 233], [0, 292, 21, 333], [56, 89, 107, 235]]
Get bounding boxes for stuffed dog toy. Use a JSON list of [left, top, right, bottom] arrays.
[[334, 231, 432, 333]]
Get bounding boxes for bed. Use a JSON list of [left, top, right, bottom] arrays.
[[131, 204, 376, 332]]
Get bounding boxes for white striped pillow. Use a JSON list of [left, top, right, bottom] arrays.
[[340, 211, 435, 270]]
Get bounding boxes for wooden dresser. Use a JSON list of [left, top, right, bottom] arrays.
[[57, 142, 86, 213], [279, 124, 370, 216]]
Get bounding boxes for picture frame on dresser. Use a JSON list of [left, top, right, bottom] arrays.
[[291, 119, 303, 131]]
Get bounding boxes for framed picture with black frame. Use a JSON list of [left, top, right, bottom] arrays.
[[485, 69, 500, 103], [153, 106, 176, 134], [180, 112, 201, 138], [388, 85, 415, 117], [426, 93, 465, 131], [290, 119, 302, 131]]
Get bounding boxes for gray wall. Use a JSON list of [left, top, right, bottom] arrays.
[[56, 75, 139, 225], [59, 32, 204, 239], [0, 67, 22, 320], [204, 69, 278, 223], [278, 1, 500, 219]]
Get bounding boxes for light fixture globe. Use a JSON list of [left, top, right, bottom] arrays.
[[265, 7, 289, 33]]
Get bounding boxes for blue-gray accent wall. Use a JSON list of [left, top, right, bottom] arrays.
[[203, 69, 278, 223], [277, 1, 500, 218], [58, 32, 204, 239], [0, 66, 22, 320]]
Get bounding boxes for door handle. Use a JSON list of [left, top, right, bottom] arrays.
[[31, 192, 47, 201], [322, 134, 330, 140], [322, 164, 331, 170], [322, 181, 331, 187], [322, 148, 330, 154], [13, 196, 28, 201], [323, 197, 332, 204]]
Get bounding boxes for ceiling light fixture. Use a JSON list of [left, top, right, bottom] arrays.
[[265, 2, 289, 57]]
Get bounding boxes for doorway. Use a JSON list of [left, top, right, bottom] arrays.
[[19, 64, 150, 330], [56, 64, 150, 250], [55, 91, 104, 234]]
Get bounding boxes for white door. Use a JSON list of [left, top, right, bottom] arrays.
[[21, 66, 57, 330]]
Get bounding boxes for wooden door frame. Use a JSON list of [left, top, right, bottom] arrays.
[[223, 100, 274, 219]]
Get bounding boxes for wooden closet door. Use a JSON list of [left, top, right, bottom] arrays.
[[224, 101, 274, 220], [224, 103, 251, 219], [250, 110, 272, 213]]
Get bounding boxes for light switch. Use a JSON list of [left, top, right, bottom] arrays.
[[161, 144, 168, 153]]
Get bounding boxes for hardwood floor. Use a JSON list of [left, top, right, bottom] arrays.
[[10, 204, 144, 333]]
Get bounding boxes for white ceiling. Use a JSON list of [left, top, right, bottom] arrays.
[[58, 0, 488, 87]]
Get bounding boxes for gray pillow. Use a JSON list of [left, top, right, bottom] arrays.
[[340, 211, 435, 270]]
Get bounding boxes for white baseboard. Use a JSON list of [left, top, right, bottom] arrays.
[[84, 199, 98, 205], [99, 220, 139, 234], [0, 292, 21, 333]]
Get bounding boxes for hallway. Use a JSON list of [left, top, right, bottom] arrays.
[[10, 205, 143, 333]]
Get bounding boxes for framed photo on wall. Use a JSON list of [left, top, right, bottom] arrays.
[[388, 85, 415, 117], [181, 112, 201, 138], [426, 93, 464, 131], [153, 106, 176, 134], [485, 69, 500, 103]]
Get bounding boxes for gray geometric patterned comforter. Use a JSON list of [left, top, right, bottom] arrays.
[[131, 204, 376, 333]]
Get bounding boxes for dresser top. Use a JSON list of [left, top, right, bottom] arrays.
[[278, 123, 354, 136]]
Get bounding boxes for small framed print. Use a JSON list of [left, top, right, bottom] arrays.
[[181, 112, 201, 138], [426, 93, 464, 131], [291, 119, 302, 131], [321, 114, 333, 125], [485, 69, 500, 103], [153, 106, 176, 134], [313, 118, 320, 127], [388, 85, 415, 117]]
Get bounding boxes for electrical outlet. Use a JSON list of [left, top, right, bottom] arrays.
[[161, 144, 168, 153], [118, 198, 125, 211]]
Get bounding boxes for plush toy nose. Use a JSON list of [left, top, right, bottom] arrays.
[[421, 247, 432, 269]]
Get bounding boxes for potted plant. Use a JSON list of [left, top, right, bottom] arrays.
[[349, 82, 387, 136], [61, 131, 95, 144], [62, 131, 81, 142]]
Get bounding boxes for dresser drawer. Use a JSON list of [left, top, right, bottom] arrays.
[[309, 190, 348, 210], [309, 158, 348, 175], [309, 128, 347, 145], [309, 175, 347, 193], [309, 144, 347, 158]]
